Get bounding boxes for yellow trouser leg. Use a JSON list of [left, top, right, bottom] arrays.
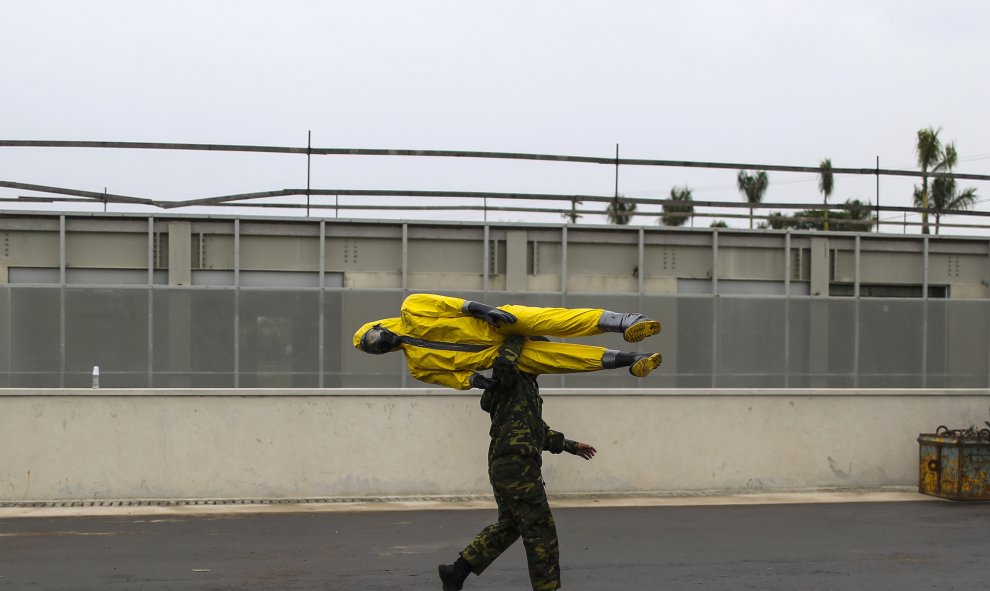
[[499, 305, 604, 339], [517, 340, 606, 375]]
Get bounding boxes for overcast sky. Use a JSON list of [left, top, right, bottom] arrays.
[[2, 1, 989, 232]]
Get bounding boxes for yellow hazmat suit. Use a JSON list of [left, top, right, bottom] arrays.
[[353, 293, 614, 390]]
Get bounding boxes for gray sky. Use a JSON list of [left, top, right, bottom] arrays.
[[2, 0, 989, 232]]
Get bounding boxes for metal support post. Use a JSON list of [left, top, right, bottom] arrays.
[[59, 215, 66, 387], [922, 237, 929, 387], [234, 218, 240, 388], [147, 217, 155, 387], [711, 229, 719, 387], [784, 231, 791, 387], [483, 224, 490, 293], [318, 220, 325, 388], [854, 235, 861, 387]]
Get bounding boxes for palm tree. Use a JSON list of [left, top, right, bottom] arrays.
[[818, 158, 834, 231], [915, 127, 944, 235], [662, 186, 694, 226], [736, 170, 769, 229], [913, 176, 977, 235], [606, 195, 637, 225]]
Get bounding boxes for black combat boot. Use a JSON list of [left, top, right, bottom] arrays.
[[438, 556, 471, 590]]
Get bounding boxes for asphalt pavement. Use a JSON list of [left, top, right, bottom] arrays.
[[1, 495, 989, 590]]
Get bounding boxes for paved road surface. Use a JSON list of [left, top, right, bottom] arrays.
[[1, 499, 989, 590]]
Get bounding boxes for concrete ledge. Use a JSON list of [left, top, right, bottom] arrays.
[[2, 388, 988, 502], [3, 387, 990, 397]]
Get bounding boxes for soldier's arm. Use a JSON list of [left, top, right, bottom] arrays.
[[543, 428, 572, 454], [544, 427, 596, 459]]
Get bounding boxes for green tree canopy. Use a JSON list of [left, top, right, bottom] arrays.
[[661, 186, 694, 226], [606, 196, 637, 225], [773, 199, 874, 232], [913, 177, 977, 234]]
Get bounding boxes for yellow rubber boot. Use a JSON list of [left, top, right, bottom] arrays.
[[629, 352, 663, 377], [623, 319, 661, 343]]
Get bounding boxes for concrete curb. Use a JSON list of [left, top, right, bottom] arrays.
[[0, 488, 941, 520]]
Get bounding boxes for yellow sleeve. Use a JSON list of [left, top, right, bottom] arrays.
[[401, 293, 467, 319], [407, 366, 474, 390]]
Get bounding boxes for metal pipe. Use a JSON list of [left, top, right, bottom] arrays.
[[2, 140, 985, 181], [306, 130, 312, 217]]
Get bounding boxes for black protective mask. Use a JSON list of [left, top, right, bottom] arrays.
[[361, 325, 401, 354]]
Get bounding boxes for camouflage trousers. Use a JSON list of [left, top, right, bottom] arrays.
[[460, 455, 561, 591]]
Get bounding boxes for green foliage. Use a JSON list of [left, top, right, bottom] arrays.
[[771, 199, 874, 232], [605, 196, 637, 225], [913, 177, 978, 234], [710, 220, 728, 228], [661, 186, 694, 226]]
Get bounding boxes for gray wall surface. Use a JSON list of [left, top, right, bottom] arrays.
[[2, 388, 987, 502]]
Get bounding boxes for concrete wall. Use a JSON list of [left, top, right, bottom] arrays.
[[2, 388, 988, 502]]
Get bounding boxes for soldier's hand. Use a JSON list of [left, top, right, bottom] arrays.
[[465, 301, 518, 328], [485, 308, 517, 328], [575, 442, 597, 460], [469, 373, 495, 390]]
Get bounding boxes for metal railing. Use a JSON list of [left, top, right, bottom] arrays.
[[2, 139, 989, 231]]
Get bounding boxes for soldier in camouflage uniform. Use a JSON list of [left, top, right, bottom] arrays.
[[438, 335, 597, 591]]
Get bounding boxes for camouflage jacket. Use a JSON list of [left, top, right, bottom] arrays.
[[481, 337, 578, 464]]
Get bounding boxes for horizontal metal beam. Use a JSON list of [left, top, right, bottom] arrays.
[[0, 181, 155, 205], [2, 139, 988, 181], [2, 182, 987, 220]]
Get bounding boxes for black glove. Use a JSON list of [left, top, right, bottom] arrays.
[[470, 373, 495, 390], [464, 301, 517, 328]]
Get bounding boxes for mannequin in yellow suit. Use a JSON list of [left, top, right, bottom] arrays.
[[353, 293, 662, 390]]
